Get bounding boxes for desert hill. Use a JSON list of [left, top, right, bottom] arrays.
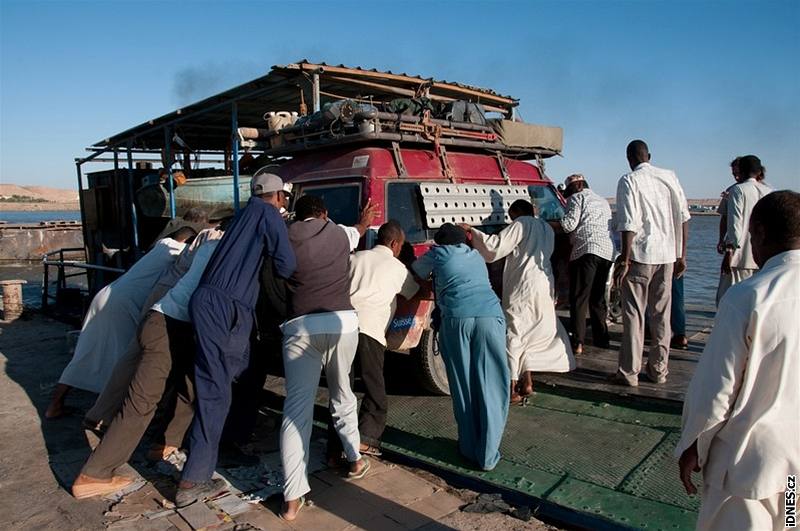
[[0, 184, 78, 202]]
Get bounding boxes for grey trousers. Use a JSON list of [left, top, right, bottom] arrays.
[[618, 262, 673, 384], [280, 331, 361, 501]]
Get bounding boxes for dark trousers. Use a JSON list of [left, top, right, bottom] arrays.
[[222, 334, 277, 446], [82, 311, 196, 479], [182, 287, 252, 483], [327, 333, 388, 455], [671, 276, 686, 336], [356, 334, 388, 446], [568, 253, 612, 346]]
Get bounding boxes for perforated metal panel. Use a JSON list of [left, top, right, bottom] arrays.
[[419, 183, 530, 228]]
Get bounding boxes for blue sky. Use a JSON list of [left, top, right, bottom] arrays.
[[1, 0, 798, 198]]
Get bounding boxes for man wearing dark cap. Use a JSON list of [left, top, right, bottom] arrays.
[[176, 172, 296, 507]]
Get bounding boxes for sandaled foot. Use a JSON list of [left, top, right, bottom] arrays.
[[280, 496, 307, 521], [175, 478, 227, 508], [359, 444, 382, 457], [572, 342, 584, 355], [347, 458, 370, 480], [670, 335, 688, 350], [606, 372, 638, 387], [71, 473, 133, 499]]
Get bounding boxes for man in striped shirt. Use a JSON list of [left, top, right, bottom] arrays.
[[558, 174, 615, 354]]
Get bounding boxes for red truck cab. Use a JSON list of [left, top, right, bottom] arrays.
[[277, 145, 566, 394]]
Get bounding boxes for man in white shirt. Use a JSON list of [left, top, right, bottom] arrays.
[[345, 221, 419, 454], [612, 140, 691, 386], [676, 190, 799, 531], [71, 237, 221, 499], [718, 155, 772, 300], [714, 157, 741, 305]]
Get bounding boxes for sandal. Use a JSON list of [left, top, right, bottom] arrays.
[[347, 458, 371, 480], [360, 444, 383, 457], [279, 496, 306, 521]]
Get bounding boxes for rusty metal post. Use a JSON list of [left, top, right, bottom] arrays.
[[0, 280, 27, 321]]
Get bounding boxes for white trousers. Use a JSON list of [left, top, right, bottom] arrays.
[[280, 331, 361, 500], [697, 484, 785, 531]]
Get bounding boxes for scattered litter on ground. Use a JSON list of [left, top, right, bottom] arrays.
[[176, 501, 224, 529], [462, 492, 512, 514], [211, 493, 254, 517], [511, 505, 534, 522], [103, 478, 147, 502]]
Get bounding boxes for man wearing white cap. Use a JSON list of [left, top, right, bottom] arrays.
[[558, 174, 615, 354], [175, 172, 296, 507]]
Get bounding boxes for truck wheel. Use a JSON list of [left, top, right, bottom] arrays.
[[414, 329, 450, 396]]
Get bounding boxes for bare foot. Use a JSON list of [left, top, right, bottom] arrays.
[[45, 384, 71, 419], [519, 371, 534, 396], [510, 381, 524, 405]]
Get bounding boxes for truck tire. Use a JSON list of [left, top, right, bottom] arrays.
[[414, 329, 450, 396]]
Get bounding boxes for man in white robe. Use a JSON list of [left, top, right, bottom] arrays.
[[676, 190, 800, 531], [461, 199, 575, 404], [45, 226, 196, 418]]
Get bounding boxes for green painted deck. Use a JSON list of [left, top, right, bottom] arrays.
[[377, 388, 698, 530], [263, 305, 718, 530]]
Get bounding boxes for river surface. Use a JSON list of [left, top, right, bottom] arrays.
[[682, 215, 720, 308], [0, 215, 723, 311], [0, 210, 81, 223]]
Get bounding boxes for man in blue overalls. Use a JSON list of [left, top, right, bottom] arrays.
[[176, 172, 296, 506]]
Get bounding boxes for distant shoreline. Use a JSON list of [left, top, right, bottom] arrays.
[[0, 202, 80, 212]]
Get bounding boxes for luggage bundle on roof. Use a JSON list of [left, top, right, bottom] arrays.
[[239, 96, 562, 159]]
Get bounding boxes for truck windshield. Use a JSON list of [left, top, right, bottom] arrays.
[[297, 183, 361, 226], [386, 182, 435, 244], [528, 185, 565, 221]]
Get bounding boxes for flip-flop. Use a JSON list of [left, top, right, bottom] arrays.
[[279, 496, 306, 521], [360, 445, 383, 457], [347, 458, 371, 480]]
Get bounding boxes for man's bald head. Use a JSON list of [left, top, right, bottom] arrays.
[[749, 190, 800, 267], [626, 140, 651, 170]]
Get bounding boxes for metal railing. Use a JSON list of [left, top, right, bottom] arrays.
[[41, 248, 125, 311]]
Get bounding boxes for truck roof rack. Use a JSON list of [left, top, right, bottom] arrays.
[[87, 60, 560, 159]]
